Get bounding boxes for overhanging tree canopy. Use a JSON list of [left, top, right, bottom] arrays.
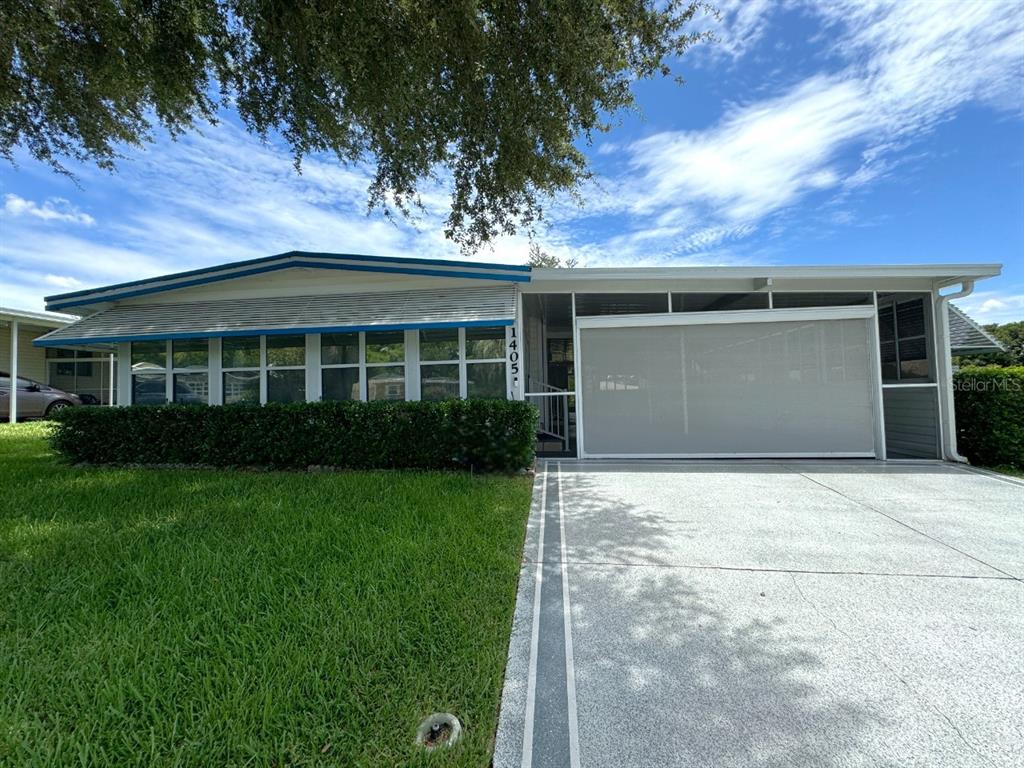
[[1, 1, 710, 250]]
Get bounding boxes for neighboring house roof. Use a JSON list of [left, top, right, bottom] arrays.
[[0, 306, 74, 329], [948, 304, 1005, 355]]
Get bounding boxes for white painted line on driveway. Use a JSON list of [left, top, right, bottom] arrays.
[[520, 462, 547, 768], [557, 462, 582, 768]]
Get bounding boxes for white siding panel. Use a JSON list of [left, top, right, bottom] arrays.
[[38, 286, 517, 344], [1, 324, 49, 381]]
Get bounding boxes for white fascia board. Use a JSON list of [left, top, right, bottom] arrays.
[[575, 306, 876, 330], [0, 307, 73, 327], [531, 263, 1002, 285]]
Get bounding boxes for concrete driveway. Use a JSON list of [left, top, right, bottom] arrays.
[[494, 461, 1024, 768]]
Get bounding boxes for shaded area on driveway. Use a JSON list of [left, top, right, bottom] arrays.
[[495, 461, 1024, 768]]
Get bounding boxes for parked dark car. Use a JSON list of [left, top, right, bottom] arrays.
[[0, 372, 82, 419]]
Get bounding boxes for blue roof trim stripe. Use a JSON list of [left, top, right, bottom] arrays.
[[44, 250, 532, 303], [32, 318, 514, 347], [48, 261, 530, 310]]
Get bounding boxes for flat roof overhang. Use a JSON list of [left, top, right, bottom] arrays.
[[525, 263, 1002, 294]]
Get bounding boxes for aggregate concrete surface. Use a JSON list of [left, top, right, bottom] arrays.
[[494, 460, 1023, 768]]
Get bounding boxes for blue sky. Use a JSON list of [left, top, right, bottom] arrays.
[[1, 0, 1022, 321]]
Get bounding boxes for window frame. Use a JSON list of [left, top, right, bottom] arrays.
[[170, 338, 210, 405], [364, 330, 406, 402], [221, 335, 263, 405], [419, 327, 463, 400], [321, 331, 365, 401], [130, 340, 169, 405], [264, 334, 307, 403], [416, 325, 507, 400]]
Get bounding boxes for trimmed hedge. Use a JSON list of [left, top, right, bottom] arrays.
[[954, 366, 1024, 469], [50, 399, 538, 472]]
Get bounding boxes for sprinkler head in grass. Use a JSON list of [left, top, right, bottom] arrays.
[[416, 713, 462, 751]]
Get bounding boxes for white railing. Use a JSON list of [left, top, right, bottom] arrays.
[[525, 381, 574, 453]]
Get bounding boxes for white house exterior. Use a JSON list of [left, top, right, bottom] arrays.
[[33, 252, 1001, 461]]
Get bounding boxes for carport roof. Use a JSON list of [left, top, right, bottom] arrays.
[[531, 263, 1002, 285]]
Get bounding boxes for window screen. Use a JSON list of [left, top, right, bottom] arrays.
[[574, 293, 669, 316], [672, 293, 769, 312], [877, 295, 933, 383], [772, 292, 873, 308]]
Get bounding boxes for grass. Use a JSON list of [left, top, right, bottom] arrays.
[[0, 423, 532, 767], [986, 464, 1024, 479]]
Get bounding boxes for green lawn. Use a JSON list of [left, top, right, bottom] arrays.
[[0, 423, 532, 767]]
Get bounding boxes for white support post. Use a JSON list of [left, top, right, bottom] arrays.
[[571, 292, 582, 457], [209, 338, 223, 405], [165, 339, 174, 404], [305, 333, 321, 402], [9, 320, 18, 422], [458, 327, 468, 400], [405, 329, 420, 401], [258, 336, 268, 404], [108, 352, 115, 406], [871, 292, 887, 460], [117, 342, 131, 405]]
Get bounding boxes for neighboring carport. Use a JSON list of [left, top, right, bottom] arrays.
[[1, 307, 73, 422], [496, 461, 1023, 768]]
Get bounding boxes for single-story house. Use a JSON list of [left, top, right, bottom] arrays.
[[32, 252, 1001, 461]]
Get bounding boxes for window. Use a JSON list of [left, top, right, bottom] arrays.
[[171, 339, 208, 404], [878, 294, 934, 383], [322, 332, 359, 366], [465, 326, 506, 399], [131, 340, 165, 369], [222, 336, 260, 404], [365, 331, 405, 400], [415, 326, 507, 401], [131, 341, 167, 405], [323, 367, 360, 401], [467, 362, 505, 399], [172, 339, 208, 369], [466, 327, 505, 360], [266, 335, 306, 403], [419, 328, 459, 401], [672, 293, 769, 312], [322, 332, 361, 401]]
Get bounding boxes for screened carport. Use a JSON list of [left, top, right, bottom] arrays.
[[576, 306, 884, 458]]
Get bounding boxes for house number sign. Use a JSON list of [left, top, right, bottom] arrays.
[[507, 326, 521, 396]]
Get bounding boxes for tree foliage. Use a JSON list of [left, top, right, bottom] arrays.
[[1, 0, 711, 250], [527, 242, 578, 268]]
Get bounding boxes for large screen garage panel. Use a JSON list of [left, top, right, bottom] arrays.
[[580, 318, 876, 456]]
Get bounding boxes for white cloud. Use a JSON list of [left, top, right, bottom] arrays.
[[625, 76, 867, 221], [607, 0, 1024, 256], [3, 194, 95, 226], [43, 274, 83, 289], [956, 290, 1024, 324], [697, 0, 778, 61]]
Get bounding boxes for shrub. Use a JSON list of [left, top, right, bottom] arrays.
[[50, 399, 538, 472], [954, 366, 1024, 469]]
